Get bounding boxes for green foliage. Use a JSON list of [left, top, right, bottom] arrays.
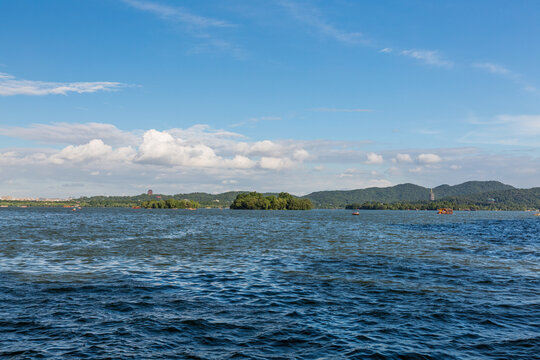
[[344, 187, 540, 211], [305, 181, 516, 208], [140, 199, 199, 209], [230, 192, 313, 210]]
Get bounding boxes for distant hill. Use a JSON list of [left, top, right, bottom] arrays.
[[443, 187, 540, 209], [303, 181, 515, 208], [433, 181, 514, 199], [49, 180, 534, 209], [304, 183, 428, 208]]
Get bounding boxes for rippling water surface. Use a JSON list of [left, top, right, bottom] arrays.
[[1, 208, 539, 359]]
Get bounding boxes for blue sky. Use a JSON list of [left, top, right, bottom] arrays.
[[1, 0, 539, 197]]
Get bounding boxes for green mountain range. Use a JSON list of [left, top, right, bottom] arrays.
[[304, 181, 516, 208], [3, 181, 538, 210]]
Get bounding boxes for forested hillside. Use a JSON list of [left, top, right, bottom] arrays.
[[303, 181, 515, 208]]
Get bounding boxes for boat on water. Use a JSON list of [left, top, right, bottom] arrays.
[[352, 211, 360, 215], [437, 208, 453, 214], [534, 212, 540, 216]]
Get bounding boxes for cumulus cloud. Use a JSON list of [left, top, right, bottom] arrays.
[[0, 72, 125, 96], [259, 157, 295, 170], [137, 129, 239, 168], [50, 139, 136, 165], [417, 153, 442, 164], [365, 152, 384, 164], [393, 153, 412, 163], [3, 121, 540, 197]]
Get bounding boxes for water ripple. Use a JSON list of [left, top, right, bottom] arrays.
[[0, 208, 539, 359]]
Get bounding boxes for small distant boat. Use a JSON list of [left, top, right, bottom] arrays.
[[131, 206, 141, 209], [534, 212, 540, 216], [438, 208, 453, 214], [352, 211, 360, 215]]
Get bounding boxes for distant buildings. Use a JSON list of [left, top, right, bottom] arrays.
[[0, 195, 71, 201]]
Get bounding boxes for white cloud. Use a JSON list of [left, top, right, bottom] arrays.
[[380, 48, 393, 53], [400, 49, 453, 68], [136, 129, 229, 168], [122, 0, 233, 28], [313, 108, 373, 113], [0, 72, 125, 96], [365, 152, 384, 164], [230, 116, 281, 128], [473, 62, 514, 76], [0, 122, 137, 146], [393, 153, 412, 163], [122, 0, 245, 59], [50, 139, 136, 165], [417, 153, 442, 164], [2, 122, 540, 197], [259, 157, 295, 170], [473, 62, 539, 95], [280, 1, 367, 45], [460, 114, 540, 147]]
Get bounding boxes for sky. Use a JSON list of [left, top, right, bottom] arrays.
[[1, 0, 539, 197]]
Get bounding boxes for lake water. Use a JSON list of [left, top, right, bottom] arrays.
[[1, 208, 539, 359]]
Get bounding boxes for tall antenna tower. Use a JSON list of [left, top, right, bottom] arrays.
[[430, 189, 435, 201]]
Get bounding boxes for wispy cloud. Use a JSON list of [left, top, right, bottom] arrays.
[[0, 72, 125, 96], [0, 122, 138, 146], [400, 49, 454, 68], [473, 62, 515, 77], [416, 129, 441, 135], [280, 1, 368, 45], [188, 39, 248, 60], [460, 114, 540, 147], [313, 107, 374, 113], [473, 62, 539, 95], [230, 116, 281, 128], [122, 0, 234, 28], [122, 0, 244, 58], [280, 2, 457, 71]]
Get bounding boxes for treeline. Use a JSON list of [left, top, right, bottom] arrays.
[[141, 199, 199, 209], [345, 198, 539, 211], [230, 192, 313, 210], [345, 202, 477, 211]]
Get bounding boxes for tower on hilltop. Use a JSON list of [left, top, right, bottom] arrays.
[[147, 189, 153, 195], [430, 189, 435, 201]]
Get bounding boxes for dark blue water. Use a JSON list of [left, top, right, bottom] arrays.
[[1, 208, 539, 359]]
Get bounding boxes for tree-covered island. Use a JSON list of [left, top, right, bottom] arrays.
[[141, 199, 199, 209], [230, 192, 313, 210]]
